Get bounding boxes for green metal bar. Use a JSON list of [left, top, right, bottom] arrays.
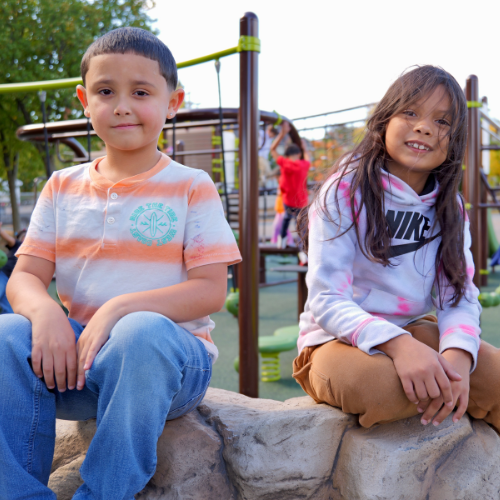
[[0, 46, 240, 94]]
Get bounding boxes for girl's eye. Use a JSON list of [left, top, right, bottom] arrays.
[[403, 110, 416, 117], [437, 119, 450, 126], [99, 89, 112, 96]]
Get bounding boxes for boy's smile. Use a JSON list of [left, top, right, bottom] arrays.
[[76, 52, 184, 182], [385, 85, 451, 193]]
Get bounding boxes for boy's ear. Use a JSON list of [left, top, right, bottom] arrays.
[[76, 85, 91, 118], [167, 88, 185, 119]]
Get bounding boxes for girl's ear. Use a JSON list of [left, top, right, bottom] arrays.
[[76, 85, 90, 117], [167, 88, 185, 119]]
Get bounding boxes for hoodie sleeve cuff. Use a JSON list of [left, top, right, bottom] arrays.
[[439, 332, 480, 372]]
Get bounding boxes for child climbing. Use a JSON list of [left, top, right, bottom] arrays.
[[0, 27, 241, 498], [293, 65, 500, 432], [270, 121, 310, 249]]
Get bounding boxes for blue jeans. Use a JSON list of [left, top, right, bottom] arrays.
[[0, 271, 13, 314], [0, 311, 212, 499]]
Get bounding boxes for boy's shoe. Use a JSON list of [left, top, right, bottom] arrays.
[[298, 251, 308, 266]]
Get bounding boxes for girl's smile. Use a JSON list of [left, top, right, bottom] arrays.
[[405, 140, 432, 152]]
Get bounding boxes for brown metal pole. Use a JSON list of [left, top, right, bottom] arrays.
[[480, 180, 488, 286], [238, 12, 259, 397], [464, 76, 482, 288]]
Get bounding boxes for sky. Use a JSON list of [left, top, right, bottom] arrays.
[[151, 0, 500, 135]]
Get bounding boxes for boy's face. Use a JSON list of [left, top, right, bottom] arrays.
[[76, 52, 184, 154]]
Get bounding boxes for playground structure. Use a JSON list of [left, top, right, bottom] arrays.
[[463, 76, 500, 290]]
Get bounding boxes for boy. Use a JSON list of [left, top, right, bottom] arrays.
[[0, 28, 241, 499], [270, 121, 310, 250]]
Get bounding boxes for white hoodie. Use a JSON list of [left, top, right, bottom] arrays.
[[298, 167, 481, 370]]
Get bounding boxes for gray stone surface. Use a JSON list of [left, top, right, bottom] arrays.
[[48, 387, 500, 500]]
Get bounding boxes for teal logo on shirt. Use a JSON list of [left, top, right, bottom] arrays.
[[129, 203, 177, 247]]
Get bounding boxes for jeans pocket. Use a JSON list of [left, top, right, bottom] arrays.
[[166, 362, 212, 421]]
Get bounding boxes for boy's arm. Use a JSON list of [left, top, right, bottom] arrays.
[[270, 121, 290, 162], [0, 222, 16, 247], [75, 262, 228, 389], [7, 255, 77, 392]]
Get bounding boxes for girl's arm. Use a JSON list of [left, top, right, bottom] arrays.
[[434, 218, 481, 371], [270, 121, 290, 162]]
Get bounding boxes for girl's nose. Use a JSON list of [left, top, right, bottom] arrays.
[[414, 120, 432, 136]]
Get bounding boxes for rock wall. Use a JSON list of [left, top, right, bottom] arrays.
[[49, 388, 500, 500]]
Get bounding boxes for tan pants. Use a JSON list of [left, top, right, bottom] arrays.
[[293, 316, 500, 430]]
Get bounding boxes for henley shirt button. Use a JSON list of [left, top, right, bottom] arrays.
[[110, 192, 118, 199], [107, 217, 115, 224]]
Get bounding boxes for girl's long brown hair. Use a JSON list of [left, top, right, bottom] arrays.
[[298, 65, 468, 307]]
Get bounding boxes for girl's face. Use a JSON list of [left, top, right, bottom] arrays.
[[385, 85, 451, 191]]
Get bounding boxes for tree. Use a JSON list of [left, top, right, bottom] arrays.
[[0, 0, 157, 230]]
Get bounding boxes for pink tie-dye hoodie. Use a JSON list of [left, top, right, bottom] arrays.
[[298, 167, 481, 370]]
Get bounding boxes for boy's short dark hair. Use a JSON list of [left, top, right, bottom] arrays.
[[81, 27, 178, 90], [285, 144, 302, 157]]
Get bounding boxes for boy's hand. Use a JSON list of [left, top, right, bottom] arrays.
[[377, 334, 462, 408], [76, 300, 120, 390], [417, 348, 472, 426], [31, 303, 77, 392]]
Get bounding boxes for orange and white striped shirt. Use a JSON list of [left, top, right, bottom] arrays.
[[18, 154, 241, 361]]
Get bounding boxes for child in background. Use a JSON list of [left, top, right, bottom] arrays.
[[271, 189, 295, 246], [258, 124, 278, 187], [293, 65, 500, 432], [270, 121, 310, 250], [0, 223, 26, 314], [0, 27, 241, 499]]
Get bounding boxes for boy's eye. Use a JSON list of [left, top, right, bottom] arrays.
[[99, 89, 112, 96], [135, 90, 149, 97]]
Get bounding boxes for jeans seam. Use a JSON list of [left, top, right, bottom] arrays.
[[27, 377, 42, 474]]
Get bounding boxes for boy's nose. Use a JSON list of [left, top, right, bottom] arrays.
[[114, 101, 131, 115]]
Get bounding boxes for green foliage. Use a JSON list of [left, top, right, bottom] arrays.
[[0, 0, 157, 184]]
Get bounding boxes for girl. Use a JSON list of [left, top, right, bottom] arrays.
[[293, 65, 500, 431]]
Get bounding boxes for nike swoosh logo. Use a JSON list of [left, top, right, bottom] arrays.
[[389, 238, 433, 257]]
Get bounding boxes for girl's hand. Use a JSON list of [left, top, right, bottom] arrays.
[[76, 300, 121, 390], [281, 121, 291, 134], [377, 334, 462, 407], [31, 303, 77, 392], [417, 348, 472, 426]]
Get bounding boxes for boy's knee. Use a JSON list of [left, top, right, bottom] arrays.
[[0, 314, 32, 344], [105, 312, 185, 360]]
